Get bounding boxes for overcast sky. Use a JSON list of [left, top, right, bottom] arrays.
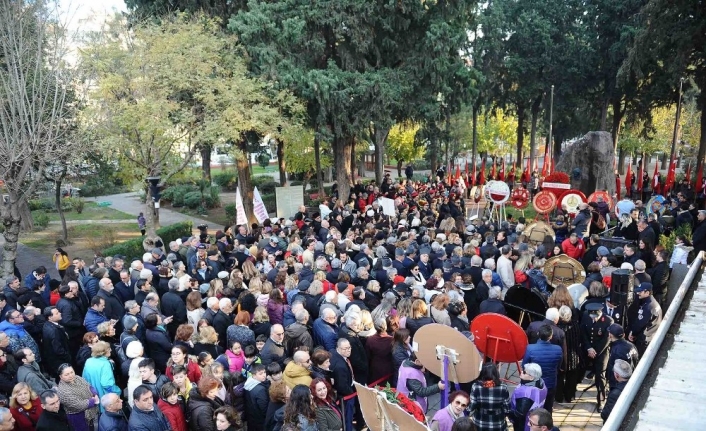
[[60, 0, 127, 32]]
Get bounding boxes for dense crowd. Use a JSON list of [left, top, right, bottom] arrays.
[[0, 169, 703, 431]]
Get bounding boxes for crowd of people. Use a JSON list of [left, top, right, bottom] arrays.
[[0, 169, 702, 431]]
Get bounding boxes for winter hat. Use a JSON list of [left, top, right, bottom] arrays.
[[126, 340, 144, 359]]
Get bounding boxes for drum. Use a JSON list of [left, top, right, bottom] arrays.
[[543, 255, 586, 288], [503, 285, 549, 328], [567, 283, 589, 309]]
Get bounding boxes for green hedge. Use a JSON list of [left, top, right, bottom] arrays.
[[213, 172, 237, 190], [102, 221, 193, 260]]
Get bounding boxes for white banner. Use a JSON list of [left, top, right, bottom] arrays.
[[275, 186, 304, 218], [235, 187, 248, 225], [253, 186, 269, 223], [379, 197, 396, 216]]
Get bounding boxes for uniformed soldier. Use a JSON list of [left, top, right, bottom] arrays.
[[628, 282, 662, 357], [606, 323, 639, 390], [580, 302, 614, 412]]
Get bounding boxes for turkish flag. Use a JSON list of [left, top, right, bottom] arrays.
[[685, 162, 691, 184], [498, 158, 505, 181], [665, 157, 677, 194], [652, 161, 661, 194], [479, 158, 486, 185], [625, 161, 632, 196], [455, 164, 461, 180], [637, 158, 644, 193], [522, 157, 531, 184], [490, 159, 496, 179], [696, 164, 704, 193], [471, 161, 477, 187], [616, 174, 621, 200]]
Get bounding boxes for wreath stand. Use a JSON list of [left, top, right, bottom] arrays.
[[471, 313, 528, 383], [355, 383, 432, 431], [414, 324, 482, 410]]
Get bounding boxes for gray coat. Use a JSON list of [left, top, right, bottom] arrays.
[[18, 362, 56, 394]]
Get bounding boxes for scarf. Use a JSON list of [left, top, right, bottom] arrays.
[[57, 376, 99, 424]]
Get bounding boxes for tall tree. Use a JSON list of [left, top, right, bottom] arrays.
[[230, 0, 477, 202], [81, 15, 301, 235], [0, 0, 77, 277]]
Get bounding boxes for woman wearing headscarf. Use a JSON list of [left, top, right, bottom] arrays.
[[56, 364, 100, 431]]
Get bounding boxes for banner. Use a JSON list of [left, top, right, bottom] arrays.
[[275, 186, 304, 219], [253, 187, 269, 223], [379, 197, 396, 216], [235, 187, 248, 225]]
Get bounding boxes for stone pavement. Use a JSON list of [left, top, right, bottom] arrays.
[[423, 362, 603, 430]]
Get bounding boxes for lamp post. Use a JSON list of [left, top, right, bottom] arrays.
[[669, 78, 685, 166]]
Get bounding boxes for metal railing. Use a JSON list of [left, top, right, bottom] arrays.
[[602, 251, 704, 430]]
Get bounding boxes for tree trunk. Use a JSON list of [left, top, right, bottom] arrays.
[[397, 160, 403, 178], [599, 95, 610, 131], [472, 103, 479, 169], [0, 193, 22, 277], [350, 146, 357, 182], [314, 135, 324, 196], [144, 186, 159, 237], [334, 135, 355, 202], [529, 95, 542, 171], [696, 88, 706, 188], [55, 179, 67, 242], [236, 137, 257, 224], [611, 98, 624, 173], [201, 145, 212, 183], [661, 152, 669, 169], [373, 125, 390, 184], [516, 104, 526, 164], [277, 140, 287, 186], [429, 135, 438, 174]]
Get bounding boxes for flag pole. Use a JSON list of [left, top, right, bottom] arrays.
[[547, 84, 554, 171], [669, 78, 685, 170]]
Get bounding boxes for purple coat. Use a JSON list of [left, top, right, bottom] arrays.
[[397, 363, 427, 412], [430, 407, 457, 431], [510, 379, 547, 431]]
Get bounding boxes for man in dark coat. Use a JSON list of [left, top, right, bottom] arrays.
[[606, 323, 638, 391], [628, 282, 662, 358], [692, 211, 706, 255], [522, 325, 563, 413], [41, 307, 71, 378], [36, 390, 71, 431], [260, 324, 287, 367], [580, 302, 614, 412], [95, 278, 125, 334], [97, 393, 129, 431], [56, 283, 86, 357], [601, 360, 633, 423], [160, 279, 187, 339], [647, 250, 670, 306], [211, 298, 232, 350], [243, 364, 269, 431], [129, 385, 171, 431], [330, 338, 358, 431], [338, 315, 369, 385]]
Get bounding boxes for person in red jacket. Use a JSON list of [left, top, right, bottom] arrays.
[[158, 382, 187, 431], [9, 382, 42, 431], [561, 233, 586, 260]]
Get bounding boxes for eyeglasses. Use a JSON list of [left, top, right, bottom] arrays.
[[453, 400, 468, 408], [528, 419, 540, 427]]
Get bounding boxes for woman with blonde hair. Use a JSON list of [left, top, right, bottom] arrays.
[[186, 291, 205, 332], [10, 382, 42, 430], [82, 341, 120, 410], [251, 306, 272, 339], [405, 299, 433, 338], [396, 297, 413, 329], [358, 309, 376, 338], [324, 241, 337, 260], [194, 326, 224, 359], [430, 293, 452, 326], [207, 278, 224, 298], [241, 260, 260, 283], [547, 284, 575, 311], [248, 276, 263, 294]]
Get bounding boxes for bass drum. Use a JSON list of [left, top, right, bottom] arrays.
[[503, 285, 549, 329]]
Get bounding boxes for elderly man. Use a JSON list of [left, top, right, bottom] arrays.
[[330, 338, 357, 431], [601, 360, 633, 422], [314, 307, 340, 351], [284, 309, 313, 353], [561, 232, 586, 260], [260, 324, 286, 367], [479, 285, 506, 315], [212, 298, 232, 350], [42, 307, 71, 378], [0, 407, 16, 431], [0, 309, 41, 360], [283, 350, 313, 389], [98, 393, 128, 431], [338, 312, 368, 385], [509, 363, 547, 431], [497, 245, 515, 290], [693, 210, 706, 255], [129, 385, 171, 431]]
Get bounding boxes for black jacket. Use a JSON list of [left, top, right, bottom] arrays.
[[244, 379, 269, 431], [329, 350, 354, 396], [161, 291, 187, 337], [146, 327, 173, 372], [187, 387, 224, 431], [212, 310, 232, 350], [646, 261, 669, 296], [56, 297, 85, 338], [36, 407, 71, 431], [601, 380, 627, 422], [338, 325, 368, 384], [42, 322, 71, 375], [96, 288, 125, 330]]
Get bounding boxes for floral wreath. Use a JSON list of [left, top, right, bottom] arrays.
[[375, 384, 426, 423]]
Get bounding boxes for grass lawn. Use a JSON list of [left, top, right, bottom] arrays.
[[43, 201, 133, 222], [21, 222, 139, 259]]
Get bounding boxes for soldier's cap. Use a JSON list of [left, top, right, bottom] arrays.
[[585, 302, 604, 312], [608, 323, 624, 337], [635, 282, 653, 293]]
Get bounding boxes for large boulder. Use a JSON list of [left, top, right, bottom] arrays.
[[555, 131, 615, 197]]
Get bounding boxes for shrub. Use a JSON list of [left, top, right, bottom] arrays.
[[70, 198, 85, 214], [252, 175, 277, 188], [162, 185, 198, 207], [289, 181, 303, 186], [257, 181, 278, 195], [32, 211, 50, 231], [213, 172, 237, 190], [224, 204, 236, 223], [261, 193, 277, 215], [183, 191, 202, 209], [208, 185, 221, 208], [103, 221, 193, 260]]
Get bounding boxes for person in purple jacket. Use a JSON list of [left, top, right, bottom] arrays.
[[430, 390, 470, 431], [509, 363, 548, 431]]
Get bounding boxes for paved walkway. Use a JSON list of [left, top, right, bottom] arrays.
[[0, 236, 60, 281]]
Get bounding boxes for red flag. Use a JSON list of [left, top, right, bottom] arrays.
[[541, 145, 549, 177], [499, 158, 505, 181], [685, 162, 691, 184], [509, 164, 516, 183], [455, 164, 461, 180], [479, 158, 486, 185], [471, 161, 477, 187], [522, 156, 531, 184], [696, 162, 704, 193], [652, 161, 661, 195], [665, 157, 677, 194], [490, 159, 496, 179], [637, 158, 644, 193], [625, 160, 632, 196], [616, 173, 621, 200], [465, 160, 469, 176]]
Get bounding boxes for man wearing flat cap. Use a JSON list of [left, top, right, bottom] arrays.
[[606, 323, 639, 391], [580, 302, 613, 412], [628, 282, 662, 357]]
